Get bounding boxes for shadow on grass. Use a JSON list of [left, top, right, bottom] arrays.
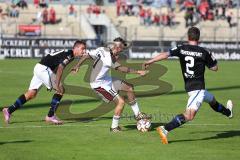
[[124, 122, 167, 132], [0, 99, 99, 110], [169, 130, 240, 144], [0, 140, 33, 145], [1, 85, 239, 111], [1, 85, 239, 124], [10, 120, 45, 124], [9, 116, 114, 124], [64, 116, 113, 123]]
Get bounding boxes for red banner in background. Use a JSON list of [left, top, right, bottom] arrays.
[[18, 25, 41, 36]]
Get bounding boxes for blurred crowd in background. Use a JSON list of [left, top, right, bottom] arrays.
[[115, 0, 235, 27]]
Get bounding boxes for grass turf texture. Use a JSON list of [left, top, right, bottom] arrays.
[[0, 59, 239, 160]]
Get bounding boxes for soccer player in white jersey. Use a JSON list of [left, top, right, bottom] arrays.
[[72, 37, 150, 132]]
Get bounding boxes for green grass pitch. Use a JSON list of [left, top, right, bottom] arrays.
[[0, 59, 239, 160]]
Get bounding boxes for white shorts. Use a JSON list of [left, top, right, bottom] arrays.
[[186, 90, 214, 111], [92, 78, 126, 103], [29, 63, 57, 90]]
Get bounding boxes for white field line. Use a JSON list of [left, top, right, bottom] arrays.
[[0, 123, 236, 129]]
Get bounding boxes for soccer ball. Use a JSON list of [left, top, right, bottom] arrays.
[[137, 119, 151, 132]]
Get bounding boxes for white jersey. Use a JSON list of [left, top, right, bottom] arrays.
[[88, 47, 121, 88]]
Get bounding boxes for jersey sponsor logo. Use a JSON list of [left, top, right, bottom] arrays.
[[184, 73, 195, 78], [180, 50, 202, 57]]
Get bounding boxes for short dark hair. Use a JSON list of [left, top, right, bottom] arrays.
[[113, 37, 127, 47], [73, 40, 86, 48], [188, 27, 200, 41]]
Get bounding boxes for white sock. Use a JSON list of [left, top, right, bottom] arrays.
[[111, 115, 120, 128], [131, 102, 140, 116]]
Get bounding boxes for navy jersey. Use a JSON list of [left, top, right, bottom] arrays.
[[169, 44, 217, 92], [39, 50, 74, 71]]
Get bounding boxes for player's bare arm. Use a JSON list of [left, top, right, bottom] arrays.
[[55, 64, 65, 94], [116, 65, 148, 76], [142, 52, 169, 69], [71, 54, 90, 73]]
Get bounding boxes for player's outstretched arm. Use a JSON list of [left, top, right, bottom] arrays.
[[71, 54, 90, 74], [142, 52, 169, 69], [116, 66, 148, 76], [55, 64, 65, 94]]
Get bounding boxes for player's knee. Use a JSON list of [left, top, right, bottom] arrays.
[[188, 115, 195, 121], [29, 93, 37, 99], [129, 86, 134, 92], [25, 90, 37, 100], [183, 112, 195, 121], [126, 84, 134, 92], [117, 97, 125, 106], [184, 114, 194, 121]]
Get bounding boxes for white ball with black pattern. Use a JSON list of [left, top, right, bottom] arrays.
[[137, 119, 151, 132]]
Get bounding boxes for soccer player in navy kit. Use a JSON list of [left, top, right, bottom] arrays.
[[2, 40, 86, 125], [143, 27, 233, 144]]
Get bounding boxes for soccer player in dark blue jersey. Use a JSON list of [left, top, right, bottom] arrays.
[[143, 27, 233, 144], [2, 40, 86, 125]]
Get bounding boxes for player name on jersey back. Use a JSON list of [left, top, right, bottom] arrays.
[[180, 50, 203, 57]]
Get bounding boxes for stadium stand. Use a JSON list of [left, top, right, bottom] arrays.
[[0, 1, 94, 38], [103, 0, 239, 41], [0, 0, 239, 42]]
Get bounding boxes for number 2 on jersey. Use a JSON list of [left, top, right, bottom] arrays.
[[185, 56, 194, 75]]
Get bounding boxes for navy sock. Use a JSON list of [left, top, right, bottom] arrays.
[[48, 94, 62, 117], [164, 114, 186, 132], [210, 101, 231, 117], [8, 94, 27, 114]]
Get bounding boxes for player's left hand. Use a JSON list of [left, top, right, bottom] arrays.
[[137, 70, 149, 76]]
